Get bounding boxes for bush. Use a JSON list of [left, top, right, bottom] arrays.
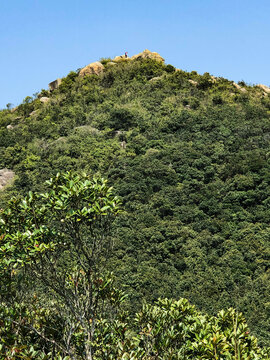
[[212, 94, 224, 105], [165, 64, 175, 73]]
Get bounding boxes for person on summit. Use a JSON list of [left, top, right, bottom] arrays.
[[125, 52, 128, 58]]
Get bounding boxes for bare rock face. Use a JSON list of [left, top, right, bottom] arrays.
[[0, 169, 15, 190], [131, 49, 164, 62], [257, 84, 270, 94], [79, 61, 104, 77], [49, 78, 62, 91]]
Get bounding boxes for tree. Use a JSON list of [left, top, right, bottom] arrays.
[[0, 172, 123, 359], [6, 103, 13, 110]]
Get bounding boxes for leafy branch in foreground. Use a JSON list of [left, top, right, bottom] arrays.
[[0, 172, 122, 359]]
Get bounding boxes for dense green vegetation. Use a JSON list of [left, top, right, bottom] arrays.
[[1, 172, 269, 359], [0, 55, 270, 354]]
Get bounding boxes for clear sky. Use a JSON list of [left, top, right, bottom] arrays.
[[1, 0, 270, 109]]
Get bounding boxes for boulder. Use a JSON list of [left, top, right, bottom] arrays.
[[40, 97, 50, 103], [149, 76, 163, 82], [0, 169, 15, 190], [257, 84, 270, 94], [233, 82, 247, 92], [188, 79, 198, 86], [233, 82, 241, 90], [6, 124, 14, 130], [113, 55, 129, 62], [79, 61, 104, 77], [49, 78, 62, 91], [131, 49, 164, 62]]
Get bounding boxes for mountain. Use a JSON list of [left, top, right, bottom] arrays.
[[0, 50, 270, 346]]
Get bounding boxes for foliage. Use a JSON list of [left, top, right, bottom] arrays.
[[0, 56, 270, 348], [131, 298, 270, 359], [0, 172, 121, 359]]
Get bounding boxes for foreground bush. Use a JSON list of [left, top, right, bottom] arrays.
[[0, 172, 269, 358], [1, 298, 269, 359]]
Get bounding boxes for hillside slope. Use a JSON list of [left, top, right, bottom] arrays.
[[0, 52, 270, 344]]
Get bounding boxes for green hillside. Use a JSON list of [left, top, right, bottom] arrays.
[[0, 51, 270, 355]]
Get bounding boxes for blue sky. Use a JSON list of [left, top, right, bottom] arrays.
[[1, 0, 270, 109]]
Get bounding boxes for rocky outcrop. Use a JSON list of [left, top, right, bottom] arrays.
[[78, 51, 164, 78], [0, 169, 15, 190], [257, 84, 270, 94], [131, 49, 164, 62], [49, 78, 62, 91], [79, 61, 104, 77]]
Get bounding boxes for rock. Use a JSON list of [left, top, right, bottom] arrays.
[[79, 61, 104, 77], [115, 130, 124, 136], [233, 82, 241, 90], [131, 49, 164, 62], [107, 62, 117, 66], [6, 124, 14, 130], [40, 97, 50, 103], [49, 78, 62, 91], [113, 55, 129, 62], [257, 84, 270, 94], [29, 110, 38, 116], [0, 169, 15, 190], [120, 141, 127, 149], [149, 76, 163, 82], [188, 79, 198, 86], [233, 82, 247, 92]]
